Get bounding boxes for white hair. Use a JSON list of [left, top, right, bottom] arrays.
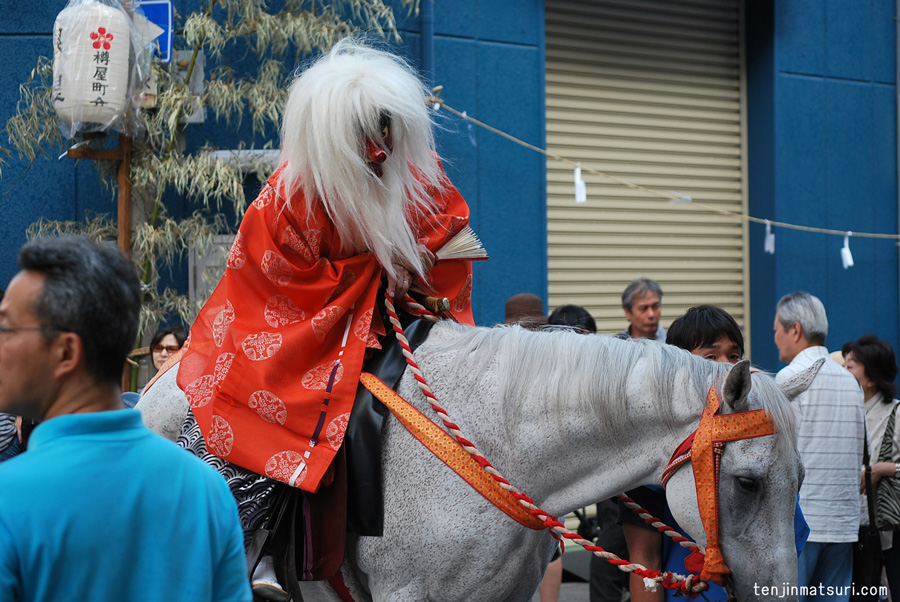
[[777, 291, 829, 345], [279, 38, 445, 280]]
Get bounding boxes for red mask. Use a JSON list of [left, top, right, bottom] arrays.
[[365, 114, 392, 177]]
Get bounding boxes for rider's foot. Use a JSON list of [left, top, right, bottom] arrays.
[[252, 555, 288, 602]]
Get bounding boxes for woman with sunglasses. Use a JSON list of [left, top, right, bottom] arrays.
[[149, 325, 187, 373]]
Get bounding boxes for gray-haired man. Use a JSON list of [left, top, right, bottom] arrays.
[[618, 278, 666, 340], [773, 291, 864, 602]]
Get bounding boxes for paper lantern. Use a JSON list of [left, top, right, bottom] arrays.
[[52, 2, 132, 133]]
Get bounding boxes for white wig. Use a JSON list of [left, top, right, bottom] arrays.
[[279, 38, 445, 279]]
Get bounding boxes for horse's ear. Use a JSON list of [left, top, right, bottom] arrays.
[[779, 358, 825, 401], [722, 359, 752, 412]]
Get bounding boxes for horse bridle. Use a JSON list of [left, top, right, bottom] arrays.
[[660, 385, 776, 586]]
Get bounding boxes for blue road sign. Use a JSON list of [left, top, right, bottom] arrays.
[[137, 0, 173, 63]]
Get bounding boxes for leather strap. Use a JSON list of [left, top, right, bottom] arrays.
[[359, 372, 546, 530], [346, 318, 436, 536]]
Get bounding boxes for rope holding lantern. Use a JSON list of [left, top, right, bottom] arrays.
[[52, 0, 145, 138]]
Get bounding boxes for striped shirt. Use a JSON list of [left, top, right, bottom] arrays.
[[777, 346, 865, 543], [0, 414, 16, 454]]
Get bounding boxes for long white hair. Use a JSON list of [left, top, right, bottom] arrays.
[[280, 38, 445, 279]]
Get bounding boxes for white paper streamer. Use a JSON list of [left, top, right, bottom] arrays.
[[462, 111, 476, 147], [574, 163, 586, 203], [841, 232, 854, 269], [764, 220, 776, 255]]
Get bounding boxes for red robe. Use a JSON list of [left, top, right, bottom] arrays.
[[177, 167, 474, 492]]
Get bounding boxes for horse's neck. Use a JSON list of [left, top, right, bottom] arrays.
[[514, 382, 702, 515], [418, 327, 709, 517]]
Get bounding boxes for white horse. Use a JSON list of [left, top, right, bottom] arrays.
[[138, 321, 817, 602]]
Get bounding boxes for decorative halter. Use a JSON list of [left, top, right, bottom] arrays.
[[660, 385, 777, 586]]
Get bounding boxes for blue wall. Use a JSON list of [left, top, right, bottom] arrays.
[[396, 0, 547, 326], [6, 1, 897, 360], [747, 0, 899, 371], [0, 1, 547, 328], [0, 4, 112, 292]]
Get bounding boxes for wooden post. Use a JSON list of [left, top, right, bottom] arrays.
[[66, 133, 132, 254], [66, 133, 133, 390]]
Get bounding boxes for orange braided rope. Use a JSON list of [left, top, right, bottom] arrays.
[[360, 371, 546, 530], [384, 295, 709, 597]]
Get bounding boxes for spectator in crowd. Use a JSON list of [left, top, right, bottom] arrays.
[[0, 286, 20, 464], [128, 325, 188, 407], [149, 324, 187, 373], [666, 305, 742, 363], [504, 293, 547, 330], [775, 292, 865, 602], [618, 278, 666, 341], [619, 305, 745, 602], [842, 335, 900, 598], [547, 303, 596, 334], [0, 413, 19, 463], [0, 236, 250, 602]]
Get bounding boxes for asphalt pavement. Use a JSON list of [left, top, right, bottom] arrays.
[[557, 582, 590, 601], [531, 581, 590, 602]]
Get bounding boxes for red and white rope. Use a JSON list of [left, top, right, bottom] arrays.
[[384, 295, 709, 597], [617, 495, 701, 553], [398, 296, 441, 321]]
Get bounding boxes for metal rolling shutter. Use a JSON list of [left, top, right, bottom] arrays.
[[545, 0, 748, 341]]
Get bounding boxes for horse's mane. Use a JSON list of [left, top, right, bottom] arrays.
[[746, 370, 800, 461], [430, 322, 797, 459]]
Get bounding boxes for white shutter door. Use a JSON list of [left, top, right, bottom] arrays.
[[545, 0, 748, 339]]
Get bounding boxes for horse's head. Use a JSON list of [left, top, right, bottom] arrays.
[[664, 359, 822, 602]]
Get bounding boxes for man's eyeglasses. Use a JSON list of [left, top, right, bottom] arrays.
[[0, 325, 67, 337], [153, 344, 181, 354]]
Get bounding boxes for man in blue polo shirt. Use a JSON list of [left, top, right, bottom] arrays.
[[0, 236, 250, 602]]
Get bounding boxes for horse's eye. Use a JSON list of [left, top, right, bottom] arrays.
[[737, 476, 759, 493]]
